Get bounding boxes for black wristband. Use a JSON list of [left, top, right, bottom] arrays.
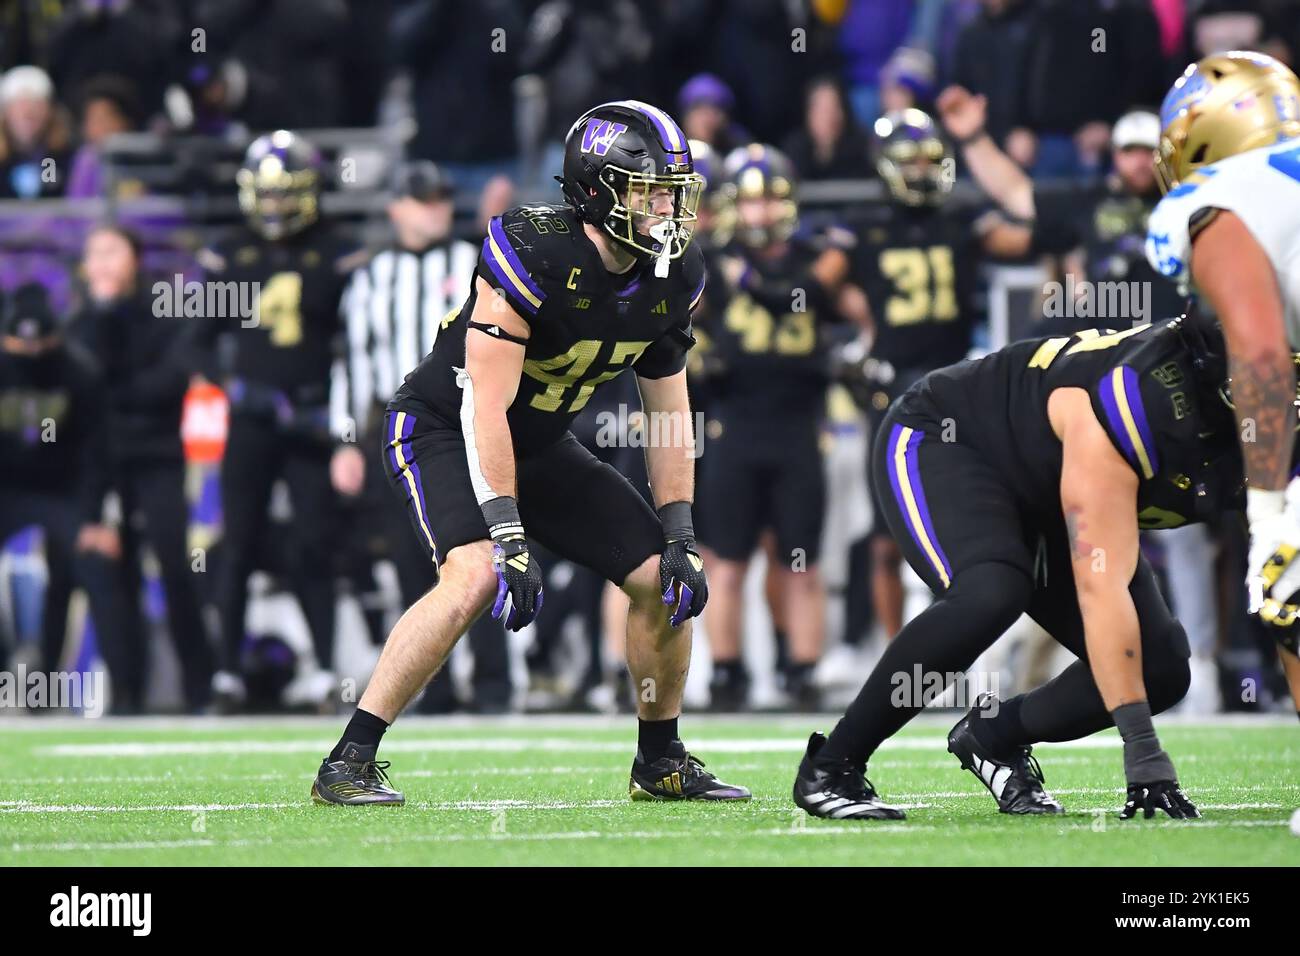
[[481, 495, 524, 541], [1113, 700, 1176, 783], [658, 500, 694, 543], [955, 125, 988, 147]]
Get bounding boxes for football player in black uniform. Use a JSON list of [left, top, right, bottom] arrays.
[[314, 101, 751, 805], [199, 131, 365, 711], [795, 315, 1243, 821], [851, 109, 1024, 642], [699, 144, 856, 710]]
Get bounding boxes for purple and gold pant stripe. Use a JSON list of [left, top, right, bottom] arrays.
[[886, 424, 953, 589], [387, 411, 439, 566], [1097, 365, 1159, 480]]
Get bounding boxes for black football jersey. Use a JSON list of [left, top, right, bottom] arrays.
[[704, 234, 841, 428], [392, 204, 706, 456], [197, 224, 362, 405], [894, 319, 1240, 528], [852, 202, 981, 372]]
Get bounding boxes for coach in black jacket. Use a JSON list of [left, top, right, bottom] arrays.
[[69, 226, 214, 711]]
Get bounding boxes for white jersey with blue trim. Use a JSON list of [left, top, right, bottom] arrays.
[[1146, 137, 1300, 344]]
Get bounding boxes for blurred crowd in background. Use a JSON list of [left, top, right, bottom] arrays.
[[1, 0, 1298, 717]]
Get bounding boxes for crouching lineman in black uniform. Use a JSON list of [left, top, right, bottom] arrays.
[[701, 144, 855, 710], [198, 131, 365, 711], [795, 315, 1246, 821], [313, 101, 751, 805]]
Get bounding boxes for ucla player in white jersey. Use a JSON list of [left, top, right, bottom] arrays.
[[1146, 50, 1300, 714]]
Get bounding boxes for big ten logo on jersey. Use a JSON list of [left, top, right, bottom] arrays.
[[880, 246, 957, 325], [523, 340, 650, 413], [724, 295, 815, 356], [581, 119, 628, 157]]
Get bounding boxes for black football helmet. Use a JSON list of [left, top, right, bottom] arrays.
[[718, 143, 798, 248], [236, 130, 322, 240], [559, 101, 704, 268], [873, 109, 953, 207]]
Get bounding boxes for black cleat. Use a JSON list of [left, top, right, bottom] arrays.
[[947, 695, 1064, 815], [629, 740, 751, 801], [793, 732, 906, 820], [311, 741, 405, 806]]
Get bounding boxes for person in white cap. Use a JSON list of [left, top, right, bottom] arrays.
[[936, 88, 1183, 327], [0, 65, 72, 199]]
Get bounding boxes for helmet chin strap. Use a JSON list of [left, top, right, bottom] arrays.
[[648, 220, 677, 278]]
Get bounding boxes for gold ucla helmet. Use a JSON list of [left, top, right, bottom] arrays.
[[873, 108, 952, 206], [236, 130, 323, 240], [1156, 50, 1300, 193], [718, 143, 798, 248]]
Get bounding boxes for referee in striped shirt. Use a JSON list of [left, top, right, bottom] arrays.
[[330, 161, 510, 712]]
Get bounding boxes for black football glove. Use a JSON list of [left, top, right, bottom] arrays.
[[483, 496, 544, 632], [658, 501, 707, 628], [1119, 780, 1200, 820]]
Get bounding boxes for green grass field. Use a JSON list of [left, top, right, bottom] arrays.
[[1, 715, 1297, 866]]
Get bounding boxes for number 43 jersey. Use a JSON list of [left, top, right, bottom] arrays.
[[705, 234, 842, 428], [392, 204, 706, 455], [1146, 137, 1300, 344]]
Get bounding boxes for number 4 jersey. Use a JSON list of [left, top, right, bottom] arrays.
[[197, 224, 363, 405], [1146, 137, 1300, 343], [392, 204, 706, 455]]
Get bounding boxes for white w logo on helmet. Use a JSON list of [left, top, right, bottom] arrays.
[[580, 118, 628, 156]]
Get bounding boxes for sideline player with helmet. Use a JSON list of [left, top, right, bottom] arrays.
[[199, 130, 365, 712], [847, 108, 1023, 642], [699, 144, 858, 710], [313, 102, 751, 805], [1145, 51, 1300, 713], [796, 315, 1250, 821]]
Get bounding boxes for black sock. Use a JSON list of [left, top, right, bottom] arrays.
[[786, 661, 816, 685], [711, 659, 746, 686], [638, 716, 679, 761], [330, 708, 389, 761], [970, 694, 1026, 757], [1018, 658, 1114, 743]]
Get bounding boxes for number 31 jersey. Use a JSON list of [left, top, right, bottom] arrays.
[[392, 204, 706, 456], [1146, 137, 1300, 344], [850, 202, 981, 373]]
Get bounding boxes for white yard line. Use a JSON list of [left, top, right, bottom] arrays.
[[11, 817, 1290, 856], [3, 824, 938, 855]]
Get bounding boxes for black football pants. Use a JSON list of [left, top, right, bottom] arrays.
[[112, 459, 215, 709], [216, 411, 337, 673]]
